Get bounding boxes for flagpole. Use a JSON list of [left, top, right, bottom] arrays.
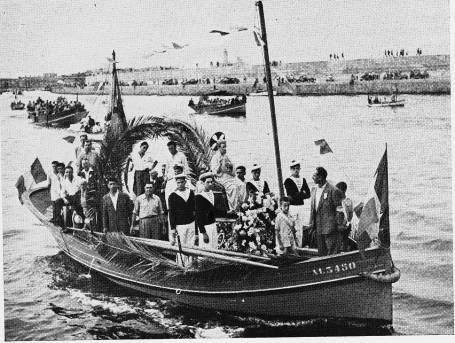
[[256, 1, 284, 198]]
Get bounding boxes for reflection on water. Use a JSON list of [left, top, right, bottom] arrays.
[[1, 91, 453, 338]]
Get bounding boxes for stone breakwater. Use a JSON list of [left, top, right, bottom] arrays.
[[53, 78, 450, 96]]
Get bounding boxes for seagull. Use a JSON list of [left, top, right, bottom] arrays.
[[172, 42, 188, 49], [209, 29, 230, 36], [231, 25, 248, 32]]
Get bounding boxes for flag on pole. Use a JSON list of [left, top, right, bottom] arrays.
[[30, 158, 47, 184], [355, 148, 390, 251], [253, 29, 264, 47], [314, 139, 333, 154]]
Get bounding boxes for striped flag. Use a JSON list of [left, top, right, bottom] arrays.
[[314, 139, 333, 154], [253, 29, 264, 47], [30, 158, 47, 184], [355, 148, 389, 251]]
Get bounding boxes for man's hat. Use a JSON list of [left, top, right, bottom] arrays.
[[174, 173, 187, 180], [173, 162, 184, 170], [199, 171, 214, 181], [251, 164, 261, 172], [289, 160, 300, 168]]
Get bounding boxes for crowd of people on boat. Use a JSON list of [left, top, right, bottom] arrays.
[[47, 135, 360, 266], [27, 96, 85, 119], [189, 95, 247, 108], [367, 94, 399, 104]]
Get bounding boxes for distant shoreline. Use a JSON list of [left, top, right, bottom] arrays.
[[51, 78, 450, 96]]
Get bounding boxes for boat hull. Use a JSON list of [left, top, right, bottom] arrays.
[[367, 100, 405, 107], [31, 110, 88, 128], [190, 103, 246, 116], [23, 186, 394, 323]]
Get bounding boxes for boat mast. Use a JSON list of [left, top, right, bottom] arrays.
[[111, 50, 116, 119], [256, 1, 284, 197]]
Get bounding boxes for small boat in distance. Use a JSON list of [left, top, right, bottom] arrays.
[[10, 100, 25, 110], [189, 95, 247, 116], [368, 94, 405, 107]]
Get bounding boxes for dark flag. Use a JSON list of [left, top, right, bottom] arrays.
[[62, 135, 76, 144], [15, 175, 26, 204], [30, 158, 47, 184], [314, 139, 333, 154], [355, 148, 390, 251]]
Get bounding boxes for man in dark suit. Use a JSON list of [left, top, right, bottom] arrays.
[[309, 167, 343, 256], [102, 178, 133, 234]]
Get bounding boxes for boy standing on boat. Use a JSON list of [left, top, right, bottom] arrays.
[[169, 174, 195, 266], [283, 160, 311, 247], [275, 197, 297, 255], [195, 172, 216, 249]]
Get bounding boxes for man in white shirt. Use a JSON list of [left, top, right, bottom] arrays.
[[60, 165, 83, 228], [166, 141, 188, 179], [48, 161, 63, 225], [130, 141, 157, 196]]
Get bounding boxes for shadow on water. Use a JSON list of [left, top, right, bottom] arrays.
[[37, 252, 396, 338]]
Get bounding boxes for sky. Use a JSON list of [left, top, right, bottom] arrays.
[[0, 0, 450, 77]]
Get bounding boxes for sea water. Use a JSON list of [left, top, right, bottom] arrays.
[[1, 91, 452, 338]]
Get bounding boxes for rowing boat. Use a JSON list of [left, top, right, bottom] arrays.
[[367, 100, 405, 108], [189, 101, 246, 116]]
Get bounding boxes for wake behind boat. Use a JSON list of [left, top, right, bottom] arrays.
[[189, 95, 247, 116]]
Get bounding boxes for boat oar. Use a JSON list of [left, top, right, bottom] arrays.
[[134, 236, 271, 261], [66, 228, 278, 270], [136, 238, 279, 270], [175, 232, 185, 268]]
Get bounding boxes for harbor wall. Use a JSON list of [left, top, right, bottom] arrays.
[[53, 78, 450, 96]]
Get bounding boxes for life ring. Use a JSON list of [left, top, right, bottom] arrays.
[[361, 266, 401, 284], [209, 132, 226, 151]]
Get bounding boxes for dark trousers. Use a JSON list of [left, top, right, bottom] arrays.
[[301, 229, 311, 248], [52, 199, 64, 225], [316, 232, 340, 256], [133, 170, 150, 196]]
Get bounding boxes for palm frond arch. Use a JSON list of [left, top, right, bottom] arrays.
[[99, 115, 213, 190]]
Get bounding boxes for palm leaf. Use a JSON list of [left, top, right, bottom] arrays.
[[99, 115, 213, 189]]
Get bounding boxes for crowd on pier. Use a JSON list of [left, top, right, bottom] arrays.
[[47, 135, 359, 263]]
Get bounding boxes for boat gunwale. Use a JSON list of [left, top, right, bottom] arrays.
[[22, 185, 391, 296]]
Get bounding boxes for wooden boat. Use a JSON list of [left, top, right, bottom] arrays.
[[29, 108, 89, 128], [368, 93, 405, 107], [21, 184, 395, 323], [17, 5, 400, 326], [367, 99, 405, 108], [10, 101, 25, 110], [189, 97, 246, 116]]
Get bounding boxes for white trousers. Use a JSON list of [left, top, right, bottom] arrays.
[[199, 222, 218, 250], [289, 205, 306, 247], [176, 221, 195, 267]]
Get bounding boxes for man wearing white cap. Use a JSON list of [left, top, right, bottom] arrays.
[[169, 173, 195, 266], [164, 163, 194, 207], [246, 164, 271, 196], [195, 172, 217, 249], [283, 160, 311, 247]]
